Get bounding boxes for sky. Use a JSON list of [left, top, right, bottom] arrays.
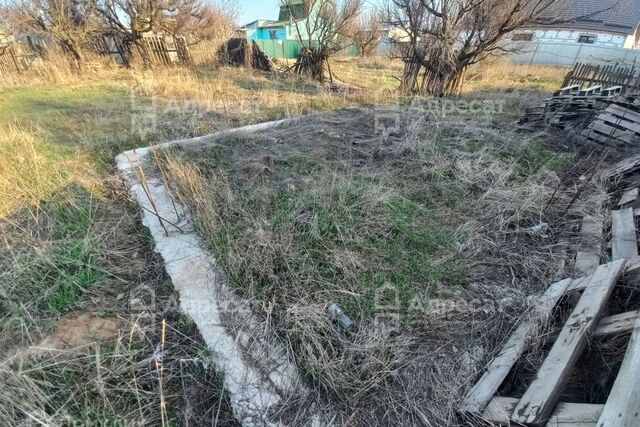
[[236, 0, 379, 26], [237, 0, 282, 25]]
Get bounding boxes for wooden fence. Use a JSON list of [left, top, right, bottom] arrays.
[[0, 39, 44, 75], [562, 62, 640, 94], [0, 33, 224, 77]]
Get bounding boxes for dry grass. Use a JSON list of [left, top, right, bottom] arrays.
[[464, 58, 567, 93], [159, 105, 606, 424], [0, 308, 238, 426], [0, 57, 574, 425]]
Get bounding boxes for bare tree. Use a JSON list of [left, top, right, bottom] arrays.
[[285, 0, 363, 81], [169, 0, 237, 43], [93, 0, 235, 68], [351, 10, 383, 57], [5, 0, 97, 71], [387, 0, 560, 96], [92, 0, 165, 68]]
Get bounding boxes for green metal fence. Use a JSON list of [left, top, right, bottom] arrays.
[[254, 39, 359, 59]]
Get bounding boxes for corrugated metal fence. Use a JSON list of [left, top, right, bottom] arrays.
[[253, 39, 359, 59], [510, 41, 640, 68]]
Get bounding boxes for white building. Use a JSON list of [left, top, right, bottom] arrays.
[[510, 0, 640, 49]]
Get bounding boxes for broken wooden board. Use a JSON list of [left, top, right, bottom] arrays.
[[574, 216, 602, 276], [544, 310, 639, 345], [611, 208, 638, 260], [460, 279, 573, 414], [482, 396, 603, 426], [594, 310, 640, 337], [512, 260, 626, 425], [618, 188, 639, 206], [607, 154, 640, 178], [597, 315, 640, 426], [568, 256, 640, 293]]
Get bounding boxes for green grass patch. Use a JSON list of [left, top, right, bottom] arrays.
[[512, 141, 573, 179]]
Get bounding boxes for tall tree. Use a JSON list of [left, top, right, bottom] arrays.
[[93, 0, 235, 68], [351, 10, 383, 57], [5, 0, 97, 71], [93, 0, 165, 68], [387, 0, 559, 96], [285, 0, 363, 81]]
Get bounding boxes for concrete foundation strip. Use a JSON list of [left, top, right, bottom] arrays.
[[116, 117, 324, 426]]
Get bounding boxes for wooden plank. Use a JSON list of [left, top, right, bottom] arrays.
[[606, 103, 640, 123], [618, 188, 639, 207], [461, 278, 573, 414], [594, 310, 639, 337], [512, 260, 626, 425], [482, 396, 603, 426], [569, 256, 640, 293], [574, 216, 602, 276], [597, 316, 640, 426], [546, 310, 639, 344], [598, 113, 640, 134], [607, 153, 640, 178], [588, 120, 636, 144], [611, 208, 638, 260]]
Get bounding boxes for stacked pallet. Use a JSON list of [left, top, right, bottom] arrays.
[[581, 95, 640, 147], [461, 163, 640, 426], [520, 85, 621, 131]]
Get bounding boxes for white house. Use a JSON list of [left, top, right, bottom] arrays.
[[510, 0, 640, 49]]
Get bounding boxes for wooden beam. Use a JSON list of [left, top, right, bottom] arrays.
[[482, 396, 603, 426], [569, 257, 640, 293], [619, 188, 639, 206], [611, 208, 638, 260], [544, 310, 639, 345], [607, 153, 640, 178], [594, 310, 639, 337], [574, 216, 602, 276], [512, 260, 626, 425], [598, 316, 640, 426], [460, 279, 573, 414]]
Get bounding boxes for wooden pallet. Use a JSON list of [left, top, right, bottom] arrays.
[[461, 185, 640, 426], [520, 85, 620, 131], [581, 102, 640, 147]]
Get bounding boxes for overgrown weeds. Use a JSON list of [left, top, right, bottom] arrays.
[[1, 310, 238, 426], [160, 106, 601, 424]]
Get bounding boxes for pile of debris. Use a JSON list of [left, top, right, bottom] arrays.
[[219, 38, 276, 72], [581, 95, 640, 147], [519, 84, 622, 131], [521, 83, 640, 156]]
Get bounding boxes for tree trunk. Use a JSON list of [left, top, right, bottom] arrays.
[[401, 57, 466, 97], [293, 47, 327, 82], [60, 39, 84, 73], [135, 39, 153, 69]]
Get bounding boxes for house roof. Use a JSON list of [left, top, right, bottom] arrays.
[[531, 0, 640, 36], [279, 0, 307, 21], [242, 19, 273, 28], [259, 21, 288, 29]]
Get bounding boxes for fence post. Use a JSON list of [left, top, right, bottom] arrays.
[[573, 44, 583, 67], [9, 45, 21, 75], [529, 41, 540, 65]]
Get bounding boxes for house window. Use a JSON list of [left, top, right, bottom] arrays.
[[512, 33, 533, 41], [269, 30, 278, 40], [578, 35, 597, 44]]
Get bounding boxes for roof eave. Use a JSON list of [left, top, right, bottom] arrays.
[[522, 24, 633, 37]]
